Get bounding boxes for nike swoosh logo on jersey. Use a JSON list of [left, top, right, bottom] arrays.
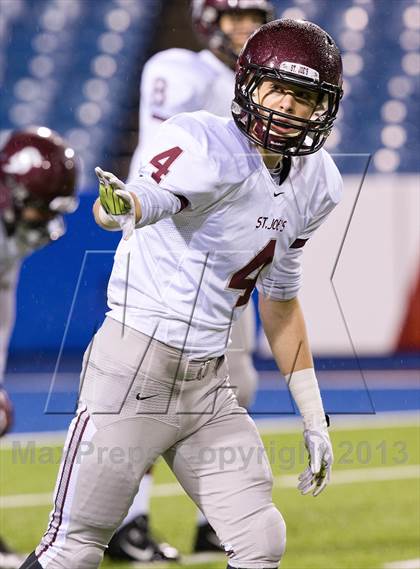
[[273, 191, 284, 197], [136, 393, 158, 401]]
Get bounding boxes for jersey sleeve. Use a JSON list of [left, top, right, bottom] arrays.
[[256, 247, 304, 301], [257, 152, 343, 301], [126, 113, 226, 217], [298, 151, 343, 240]]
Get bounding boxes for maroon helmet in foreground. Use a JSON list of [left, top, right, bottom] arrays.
[[0, 127, 78, 248], [232, 18, 343, 156], [192, 0, 274, 63], [0, 126, 78, 212]]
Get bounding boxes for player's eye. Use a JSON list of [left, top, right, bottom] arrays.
[[295, 90, 317, 105], [270, 83, 286, 94]]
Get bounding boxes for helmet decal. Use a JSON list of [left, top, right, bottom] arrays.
[[2, 147, 44, 176], [279, 62, 320, 82]]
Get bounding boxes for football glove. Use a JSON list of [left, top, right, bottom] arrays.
[[95, 166, 135, 240], [298, 428, 333, 497], [0, 388, 13, 437]]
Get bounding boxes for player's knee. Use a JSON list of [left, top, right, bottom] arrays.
[[35, 522, 111, 569], [244, 506, 286, 566], [258, 506, 286, 564], [229, 505, 286, 568], [263, 507, 286, 563], [67, 546, 106, 569], [36, 544, 105, 569]]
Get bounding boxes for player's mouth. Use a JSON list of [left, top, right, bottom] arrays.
[[272, 125, 294, 134], [265, 121, 300, 138]]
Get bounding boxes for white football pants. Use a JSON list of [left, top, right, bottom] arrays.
[[33, 317, 285, 569]]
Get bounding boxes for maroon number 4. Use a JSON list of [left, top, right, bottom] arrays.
[[150, 146, 183, 183], [227, 240, 276, 307]]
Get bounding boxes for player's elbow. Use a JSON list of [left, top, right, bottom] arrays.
[[259, 295, 298, 325], [259, 295, 299, 344]]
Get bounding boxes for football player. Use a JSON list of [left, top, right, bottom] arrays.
[[0, 127, 78, 569], [114, 1, 275, 560], [20, 18, 342, 569]]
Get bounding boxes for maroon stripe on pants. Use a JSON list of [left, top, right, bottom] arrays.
[[38, 409, 86, 549], [37, 408, 90, 558]]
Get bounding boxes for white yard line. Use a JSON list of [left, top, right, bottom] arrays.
[[0, 410, 419, 449], [0, 431, 67, 448], [1, 464, 419, 509], [384, 560, 420, 569], [0, 492, 54, 508], [256, 410, 420, 434]]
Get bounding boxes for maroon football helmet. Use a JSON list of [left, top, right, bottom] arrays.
[[0, 127, 77, 210], [0, 127, 78, 249], [192, 0, 274, 64], [232, 19, 343, 156]]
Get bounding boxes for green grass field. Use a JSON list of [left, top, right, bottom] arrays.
[[1, 421, 419, 569]]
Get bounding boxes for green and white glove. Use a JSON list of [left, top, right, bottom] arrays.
[[95, 166, 135, 240]]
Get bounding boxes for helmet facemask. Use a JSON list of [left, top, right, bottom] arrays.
[[232, 63, 342, 156], [1, 181, 71, 249]]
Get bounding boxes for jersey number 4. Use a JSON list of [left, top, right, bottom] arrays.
[[227, 240, 276, 307], [151, 146, 183, 183]]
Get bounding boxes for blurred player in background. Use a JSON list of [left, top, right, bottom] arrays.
[[107, 1, 276, 562], [0, 128, 78, 569]]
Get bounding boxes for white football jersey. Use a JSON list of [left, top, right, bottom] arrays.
[[128, 48, 235, 181], [107, 112, 343, 359]]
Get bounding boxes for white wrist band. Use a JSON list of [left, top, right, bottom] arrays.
[[285, 368, 327, 430]]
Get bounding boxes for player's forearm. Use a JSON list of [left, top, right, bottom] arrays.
[[92, 196, 142, 230], [259, 296, 327, 429], [259, 296, 313, 375]]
